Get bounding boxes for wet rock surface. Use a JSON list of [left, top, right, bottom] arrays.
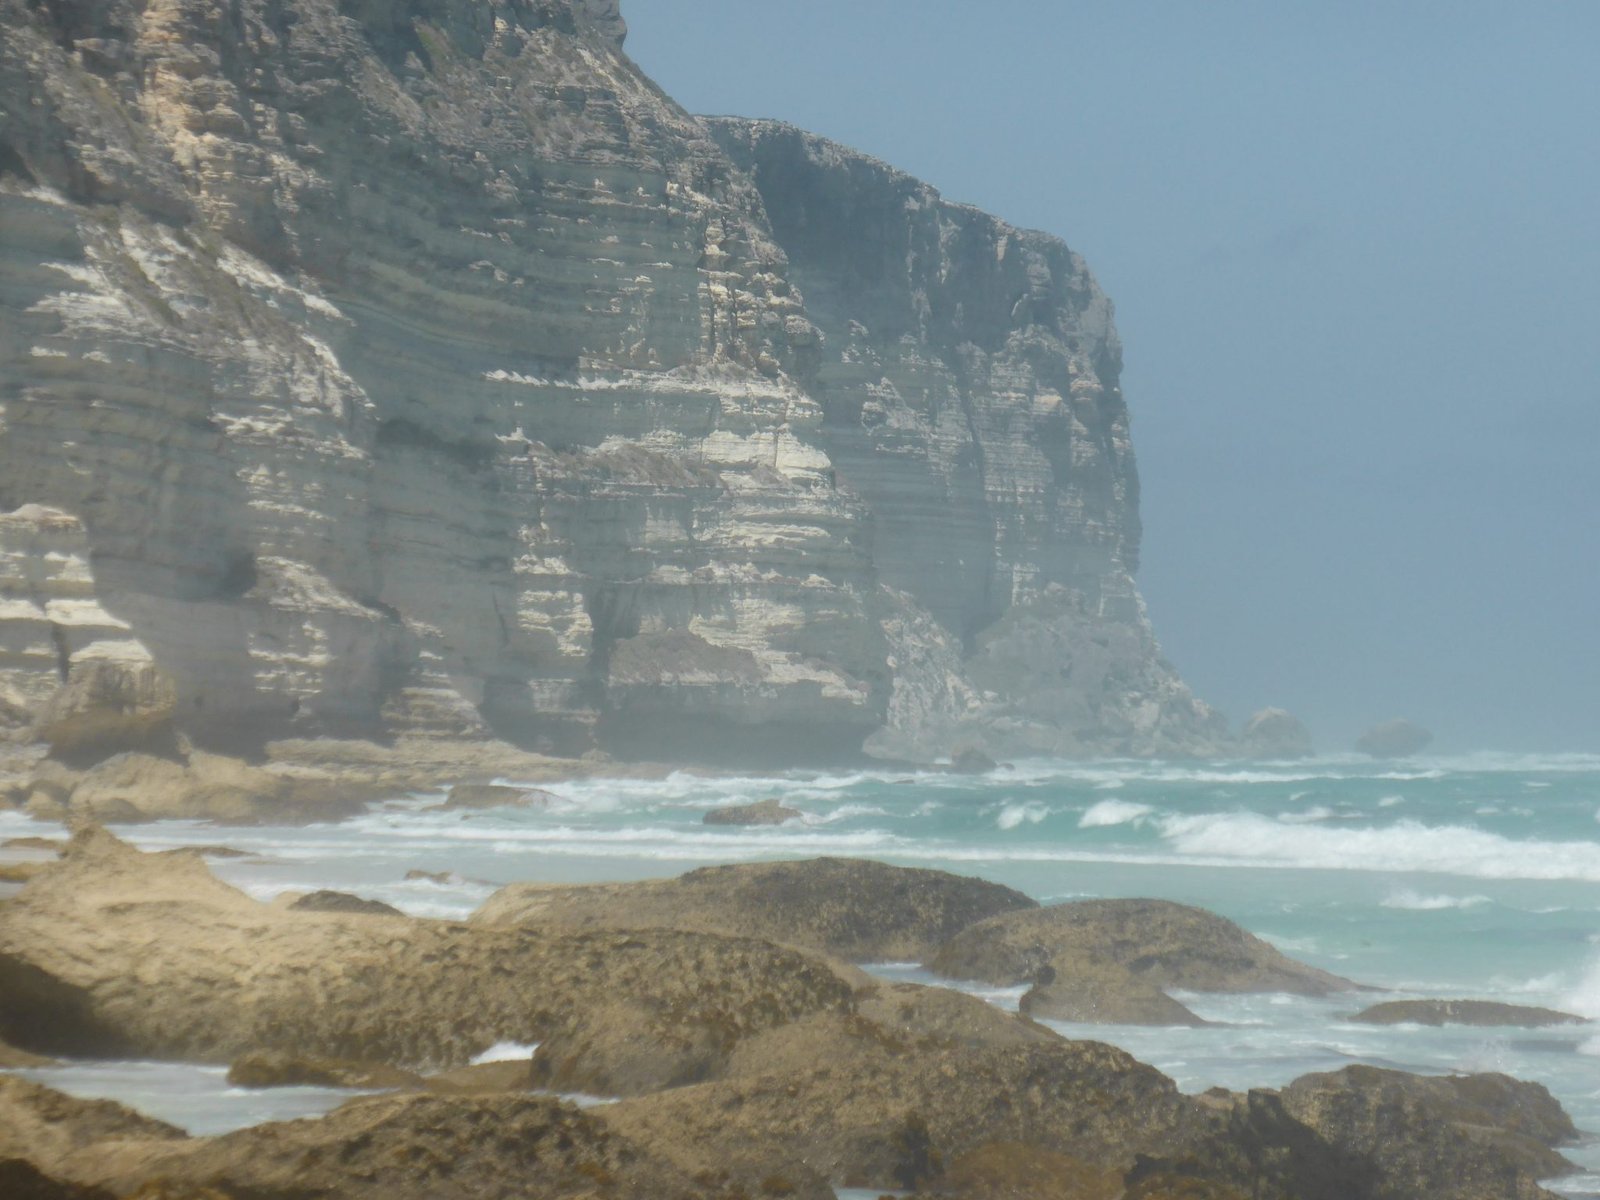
[[702, 797, 803, 825], [1351, 999, 1589, 1028], [474, 856, 1038, 961], [927, 898, 1359, 1025], [226, 1049, 424, 1090]]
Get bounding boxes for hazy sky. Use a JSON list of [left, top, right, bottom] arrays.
[[626, 2, 1600, 753]]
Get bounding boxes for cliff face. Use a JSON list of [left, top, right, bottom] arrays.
[[708, 120, 1222, 758], [0, 0, 1221, 773]]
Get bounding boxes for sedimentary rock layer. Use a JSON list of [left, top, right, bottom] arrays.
[[0, 0, 1223, 773]]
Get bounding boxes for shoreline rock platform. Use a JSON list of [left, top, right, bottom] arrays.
[[0, 829, 1584, 1199]]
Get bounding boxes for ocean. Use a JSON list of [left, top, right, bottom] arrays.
[[5, 751, 1600, 1193]]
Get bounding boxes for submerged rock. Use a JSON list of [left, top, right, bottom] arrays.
[[927, 899, 1358, 1025], [702, 798, 802, 826], [475, 857, 1037, 961], [1355, 718, 1433, 758], [1352, 999, 1588, 1028]]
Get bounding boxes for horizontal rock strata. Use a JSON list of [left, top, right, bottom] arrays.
[[0, 0, 1231, 785]]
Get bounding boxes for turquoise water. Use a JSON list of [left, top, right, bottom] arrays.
[[4, 751, 1600, 1192]]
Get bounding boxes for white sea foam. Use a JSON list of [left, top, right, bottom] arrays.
[[997, 802, 1049, 831], [470, 1041, 540, 1064], [1078, 799, 1153, 828], [1378, 794, 1406, 807], [807, 804, 890, 824], [1277, 806, 1336, 824], [1156, 812, 1600, 882], [1380, 889, 1490, 911], [1562, 958, 1600, 1020], [1256, 932, 1321, 954]]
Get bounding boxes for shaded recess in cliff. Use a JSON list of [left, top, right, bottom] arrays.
[[0, 0, 1223, 772]]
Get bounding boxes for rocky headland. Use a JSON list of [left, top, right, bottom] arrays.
[[0, 0, 1293, 827]]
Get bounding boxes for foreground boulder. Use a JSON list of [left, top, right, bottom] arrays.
[[17, 1083, 773, 1200], [0, 829, 860, 1093], [602, 1039, 1194, 1193], [0, 1076, 184, 1182], [474, 857, 1037, 961], [1279, 1066, 1576, 1200], [1352, 999, 1588, 1028], [0, 1159, 114, 1200], [928, 899, 1359, 1024], [602, 1041, 1575, 1200]]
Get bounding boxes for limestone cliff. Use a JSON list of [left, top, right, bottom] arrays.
[[0, 0, 1222, 779], [709, 119, 1223, 758]]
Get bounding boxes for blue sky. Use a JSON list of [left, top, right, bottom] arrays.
[[626, 3, 1600, 752]]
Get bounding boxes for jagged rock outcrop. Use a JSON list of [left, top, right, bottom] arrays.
[[474, 856, 1037, 960], [927, 898, 1359, 1024], [0, 0, 1228, 780]]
